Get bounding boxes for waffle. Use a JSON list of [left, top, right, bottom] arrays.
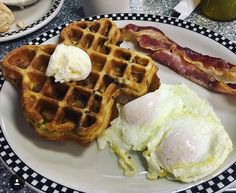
[[1, 18, 160, 146]]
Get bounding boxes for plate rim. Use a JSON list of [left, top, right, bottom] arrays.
[[0, 0, 65, 42], [0, 13, 236, 193]]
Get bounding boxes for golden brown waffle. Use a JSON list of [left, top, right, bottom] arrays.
[[1, 18, 160, 146]]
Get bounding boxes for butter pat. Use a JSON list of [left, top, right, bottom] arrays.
[[46, 44, 92, 83]]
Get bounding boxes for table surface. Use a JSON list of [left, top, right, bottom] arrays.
[[0, 0, 235, 192]]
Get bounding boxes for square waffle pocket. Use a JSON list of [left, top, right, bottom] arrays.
[[1, 18, 160, 146]]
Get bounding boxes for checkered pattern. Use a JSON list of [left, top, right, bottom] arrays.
[[0, 130, 84, 193], [31, 13, 235, 53], [178, 163, 236, 193], [0, 13, 235, 193], [0, 0, 63, 38], [28, 23, 68, 45]]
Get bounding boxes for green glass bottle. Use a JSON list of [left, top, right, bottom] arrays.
[[200, 0, 236, 21]]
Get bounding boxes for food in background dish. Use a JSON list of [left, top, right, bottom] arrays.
[[0, 19, 159, 146], [16, 20, 24, 29], [45, 44, 92, 83], [98, 83, 233, 182], [122, 24, 236, 95], [0, 2, 15, 32], [0, 0, 39, 33]]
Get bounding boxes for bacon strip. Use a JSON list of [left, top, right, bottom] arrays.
[[122, 24, 236, 95]]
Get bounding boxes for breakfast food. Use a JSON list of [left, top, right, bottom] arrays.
[[122, 24, 236, 95], [16, 20, 25, 29], [0, 2, 15, 32], [45, 44, 92, 83], [1, 18, 159, 145], [98, 83, 233, 182]]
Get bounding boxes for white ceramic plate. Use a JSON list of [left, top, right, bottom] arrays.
[[0, 0, 64, 42], [0, 13, 236, 193]]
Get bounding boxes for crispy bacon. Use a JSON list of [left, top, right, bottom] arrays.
[[122, 24, 236, 95]]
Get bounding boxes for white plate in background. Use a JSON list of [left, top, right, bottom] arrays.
[[0, 0, 64, 42]]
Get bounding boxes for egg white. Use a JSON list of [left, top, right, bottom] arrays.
[[97, 83, 233, 182]]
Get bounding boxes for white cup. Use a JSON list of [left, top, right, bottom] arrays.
[[81, 0, 130, 16]]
